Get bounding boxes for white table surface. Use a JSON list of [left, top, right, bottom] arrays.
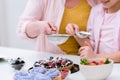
[[0, 47, 120, 80]]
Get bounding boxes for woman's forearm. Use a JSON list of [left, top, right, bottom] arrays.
[[25, 21, 57, 39], [25, 22, 41, 39]]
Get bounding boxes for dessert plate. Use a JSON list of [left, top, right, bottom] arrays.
[[47, 34, 70, 45]]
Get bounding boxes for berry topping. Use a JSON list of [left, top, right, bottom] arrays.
[[34, 56, 73, 70]]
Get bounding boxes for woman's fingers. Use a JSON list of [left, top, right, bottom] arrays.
[[66, 24, 74, 35], [46, 22, 58, 34], [73, 24, 79, 32], [66, 24, 79, 36], [48, 22, 57, 31]]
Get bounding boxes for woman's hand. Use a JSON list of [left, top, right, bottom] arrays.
[[26, 21, 58, 38], [38, 21, 58, 34], [78, 41, 97, 59], [66, 24, 79, 36]]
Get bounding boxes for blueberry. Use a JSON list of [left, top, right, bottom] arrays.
[[21, 61, 25, 63], [34, 63, 40, 67], [15, 60, 20, 64], [18, 57, 20, 59], [49, 56, 53, 60]]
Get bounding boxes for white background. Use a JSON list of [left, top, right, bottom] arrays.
[[0, 0, 35, 50]]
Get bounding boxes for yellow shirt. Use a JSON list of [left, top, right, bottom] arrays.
[[58, 0, 91, 55]]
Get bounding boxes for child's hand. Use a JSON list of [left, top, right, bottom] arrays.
[[66, 24, 79, 36], [78, 41, 96, 59]]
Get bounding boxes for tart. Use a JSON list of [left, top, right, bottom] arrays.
[[34, 56, 73, 71]]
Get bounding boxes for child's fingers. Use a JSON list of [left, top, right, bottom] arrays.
[[80, 53, 87, 59], [78, 47, 87, 56], [79, 47, 85, 52], [80, 55, 86, 59], [80, 53, 85, 57]]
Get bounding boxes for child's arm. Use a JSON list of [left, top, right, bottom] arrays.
[[79, 42, 120, 63], [74, 37, 92, 47], [96, 52, 120, 63], [79, 41, 120, 63]]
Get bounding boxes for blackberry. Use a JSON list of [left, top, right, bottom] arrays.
[[10, 57, 25, 70]]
